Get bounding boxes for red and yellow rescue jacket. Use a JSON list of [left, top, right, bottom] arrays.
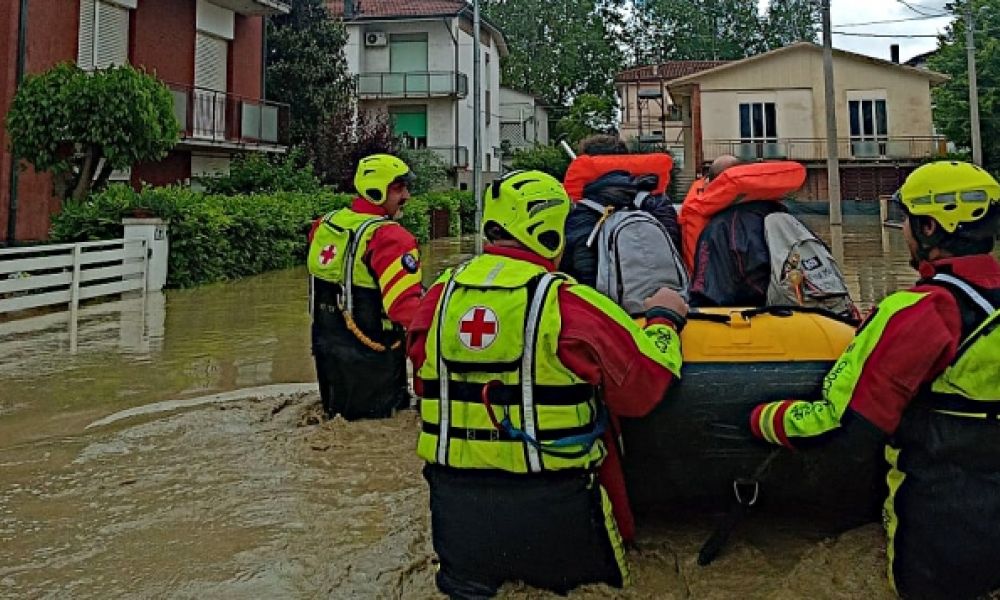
[[749, 254, 1000, 598]]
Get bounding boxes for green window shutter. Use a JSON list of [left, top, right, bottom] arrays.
[[391, 109, 427, 138]]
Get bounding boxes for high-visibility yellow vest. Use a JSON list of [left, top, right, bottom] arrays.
[[308, 209, 396, 337], [416, 253, 606, 473], [308, 209, 394, 291]]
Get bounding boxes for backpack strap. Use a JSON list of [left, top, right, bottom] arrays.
[[930, 273, 996, 317], [633, 190, 650, 209], [585, 202, 615, 248]]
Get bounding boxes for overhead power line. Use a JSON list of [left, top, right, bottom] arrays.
[[835, 14, 949, 27], [831, 31, 942, 38], [895, 0, 949, 18]]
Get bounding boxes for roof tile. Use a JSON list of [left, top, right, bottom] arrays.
[[616, 61, 730, 83], [329, 0, 469, 18]]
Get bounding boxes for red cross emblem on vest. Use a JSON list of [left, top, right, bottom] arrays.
[[318, 244, 337, 266], [459, 306, 499, 350]]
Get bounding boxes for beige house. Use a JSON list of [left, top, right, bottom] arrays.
[[652, 42, 947, 200]]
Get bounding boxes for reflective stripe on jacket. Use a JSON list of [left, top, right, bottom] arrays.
[[417, 253, 606, 473]]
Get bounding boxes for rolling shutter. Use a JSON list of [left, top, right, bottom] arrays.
[[95, 1, 129, 68], [78, 0, 130, 70], [195, 33, 228, 92], [77, 0, 96, 69], [193, 32, 229, 139]]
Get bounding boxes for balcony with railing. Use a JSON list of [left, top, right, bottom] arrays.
[[356, 72, 469, 100], [427, 146, 469, 169], [169, 84, 290, 151], [206, 0, 290, 15], [703, 136, 948, 163]]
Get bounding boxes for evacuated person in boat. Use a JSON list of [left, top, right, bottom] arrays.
[[407, 170, 687, 598], [306, 154, 423, 420], [561, 135, 682, 287], [750, 161, 1000, 599]]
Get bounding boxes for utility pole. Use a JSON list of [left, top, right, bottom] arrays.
[[472, 0, 484, 254], [822, 0, 842, 226], [965, 2, 983, 166]]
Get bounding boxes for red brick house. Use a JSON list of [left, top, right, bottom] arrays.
[[0, 0, 290, 243]]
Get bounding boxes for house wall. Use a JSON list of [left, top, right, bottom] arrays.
[[132, 0, 196, 85], [499, 87, 548, 148], [690, 47, 936, 141], [1, 0, 271, 242], [0, 0, 79, 242], [347, 16, 502, 178], [231, 14, 263, 99]]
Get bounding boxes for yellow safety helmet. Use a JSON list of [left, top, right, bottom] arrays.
[[483, 170, 571, 259], [354, 154, 415, 205], [896, 161, 1000, 233]]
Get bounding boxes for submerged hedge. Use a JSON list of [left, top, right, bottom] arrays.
[[51, 184, 472, 288]]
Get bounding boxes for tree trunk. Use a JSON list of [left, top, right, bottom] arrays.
[[93, 159, 114, 192], [71, 145, 101, 202]]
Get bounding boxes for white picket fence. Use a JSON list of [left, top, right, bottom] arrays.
[[0, 239, 148, 316]]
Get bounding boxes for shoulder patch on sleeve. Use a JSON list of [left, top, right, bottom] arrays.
[[402, 253, 420, 274]]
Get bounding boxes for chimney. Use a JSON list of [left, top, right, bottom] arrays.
[[890, 44, 900, 64], [344, 0, 356, 19]]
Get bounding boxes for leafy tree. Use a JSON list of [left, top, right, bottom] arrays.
[[510, 145, 573, 180], [266, 0, 353, 151], [483, 0, 624, 108], [5, 63, 178, 202], [553, 93, 618, 145], [312, 107, 400, 192], [761, 0, 820, 48], [632, 0, 818, 63], [928, 0, 1000, 173], [398, 148, 451, 196]]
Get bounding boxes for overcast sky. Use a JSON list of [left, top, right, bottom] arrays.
[[761, 0, 953, 62]]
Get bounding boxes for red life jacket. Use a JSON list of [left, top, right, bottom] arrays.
[[679, 161, 806, 271]]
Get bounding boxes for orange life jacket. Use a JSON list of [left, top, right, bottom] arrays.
[[679, 161, 806, 271], [563, 153, 674, 202]]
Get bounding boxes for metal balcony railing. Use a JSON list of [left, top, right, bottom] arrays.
[[168, 83, 290, 148], [356, 72, 469, 99], [427, 146, 469, 168], [703, 136, 948, 162]]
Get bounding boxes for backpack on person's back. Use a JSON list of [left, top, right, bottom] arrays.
[[586, 191, 690, 315], [763, 213, 858, 320]]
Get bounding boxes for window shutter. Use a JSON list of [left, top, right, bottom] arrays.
[[95, 0, 129, 68], [195, 33, 228, 92], [77, 0, 96, 70]]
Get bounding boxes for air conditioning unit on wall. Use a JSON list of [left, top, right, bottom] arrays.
[[364, 32, 387, 47]]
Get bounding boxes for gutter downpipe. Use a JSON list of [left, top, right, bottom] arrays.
[[7, 0, 28, 245], [445, 17, 459, 174]]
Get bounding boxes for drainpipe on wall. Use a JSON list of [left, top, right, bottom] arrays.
[[261, 16, 267, 99], [6, 0, 29, 245], [446, 18, 459, 174]]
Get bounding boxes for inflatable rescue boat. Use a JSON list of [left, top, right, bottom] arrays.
[[622, 306, 883, 525]]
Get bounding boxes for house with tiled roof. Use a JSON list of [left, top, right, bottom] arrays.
[[329, 0, 508, 185], [666, 42, 949, 201], [1, 0, 290, 243]]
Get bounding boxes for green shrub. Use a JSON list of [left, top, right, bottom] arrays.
[[51, 185, 468, 288], [455, 190, 476, 234], [202, 149, 326, 195], [510, 145, 572, 180], [398, 148, 451, 195]]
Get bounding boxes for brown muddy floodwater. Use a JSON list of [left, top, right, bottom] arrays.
[[0, 220, 952, 598]]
